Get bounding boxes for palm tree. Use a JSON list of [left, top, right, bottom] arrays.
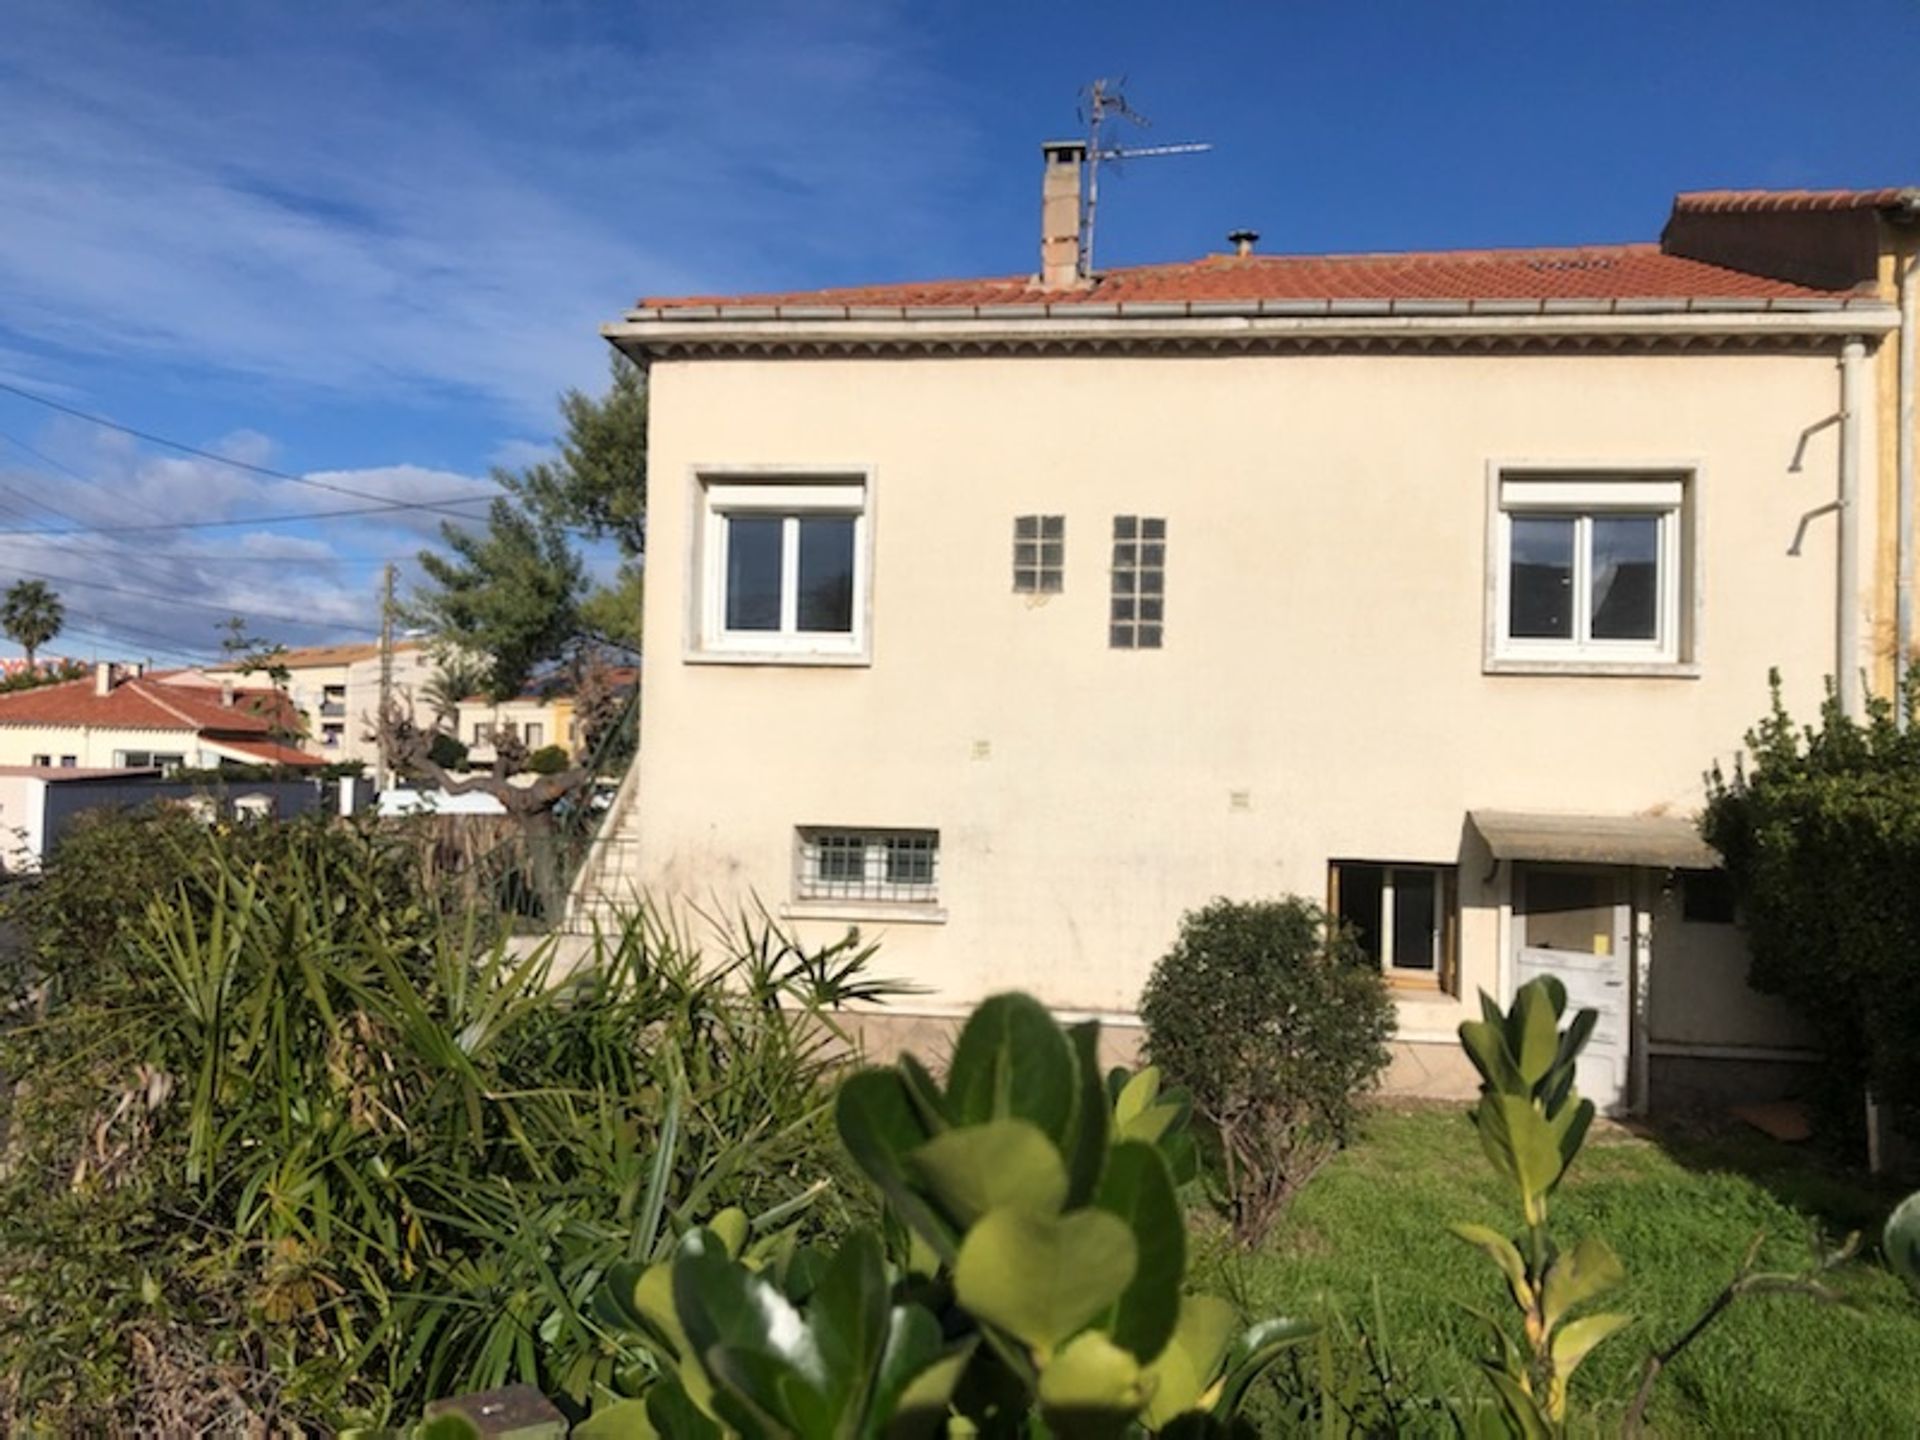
[[2, 580, 64, 669], [421, 654, 492, 732]]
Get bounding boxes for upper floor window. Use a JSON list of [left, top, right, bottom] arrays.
[[1492, 472, 1688, 669], [1013, 515, 1065, 593], [1111, 515, 1166, 649], [697, 476, 869, 662]]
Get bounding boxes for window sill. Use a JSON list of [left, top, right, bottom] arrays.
[[779, 900, 948, 926], [687, 648, 871, 668], [1484, 657, 1699, 680]]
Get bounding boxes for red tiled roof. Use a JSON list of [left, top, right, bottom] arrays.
[[1673, 188, 1920, 216], [0, 675, 291, 734], [638, 243, 1859, 313], [208, 736, 326, 768]]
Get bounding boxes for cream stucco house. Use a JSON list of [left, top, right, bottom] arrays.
[[201, 638, 433, 766], [594, 151, 1919, 1112]]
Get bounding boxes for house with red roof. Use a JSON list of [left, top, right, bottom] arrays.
[[594, 145, 1920, 1115], [0, 662, 324, 773]]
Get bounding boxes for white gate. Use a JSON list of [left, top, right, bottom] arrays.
[[1513, 866, 1632, 1114]]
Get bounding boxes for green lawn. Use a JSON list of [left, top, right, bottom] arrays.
[[1193, 1107, 1918, 1436]]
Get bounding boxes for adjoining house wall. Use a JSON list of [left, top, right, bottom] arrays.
[[1661, 209, 1882, 292], [623, 347, 1872, 1083], [0, 724, 212, 770], [0, 773, 47, 873]]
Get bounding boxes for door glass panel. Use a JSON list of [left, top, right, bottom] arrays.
[[725, 515, 783, 631], [1336, 864, 1384, 965], [1509, 515, 1575, 638], [1590, 514, 1659, 640], [1391, 869, 1439, 971], [1524, 869, 1615, 953], [796, 515, 856, 632]]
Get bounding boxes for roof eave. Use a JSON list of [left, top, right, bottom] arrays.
[[605, 301, 1897, 359]]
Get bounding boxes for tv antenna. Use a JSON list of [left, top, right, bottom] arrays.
[[1078, 77, 1212, 274]]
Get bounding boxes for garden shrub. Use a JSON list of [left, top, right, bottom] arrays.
[[526, 742, 571, 775], [1139, 896, 1395, 1246], [427, 730, 469, 771], [1702, 671, 1920, 1135], [0, 811, 890, 1433]]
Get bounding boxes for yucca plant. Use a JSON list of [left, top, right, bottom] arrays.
[[0, 814, 891, 1432]]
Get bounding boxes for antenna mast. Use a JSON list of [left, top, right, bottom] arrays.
[[1078, 77, 1212, 275]]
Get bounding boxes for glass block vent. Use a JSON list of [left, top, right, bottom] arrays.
[[1110, 515, 1166, 648], [1014, 515, 1065, 593]]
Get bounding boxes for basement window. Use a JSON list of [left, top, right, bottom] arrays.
[[796, 827, 939, 905], [1110, 515, 1166, 648], [1331, 860, 1457, 990], [1014, 515, 1065, 593]]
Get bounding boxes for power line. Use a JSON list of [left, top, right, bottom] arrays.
[[0, 427, 177, 525], [6, 562, 382, 634], [0, 377, 505, 520], [0, 493, 493, 538], [57, 610, 226, 663], [9, 534, 413, 567]]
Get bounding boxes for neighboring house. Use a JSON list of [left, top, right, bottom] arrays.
[[599, 148, 1919, 1113], [458, 666, 638, 766], [460, 690, 568, 765], [201, 639, 433, 765], [0, 662, 322, 773]]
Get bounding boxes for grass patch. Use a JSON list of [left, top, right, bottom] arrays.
[[1195, 1105, 1917, 1436]]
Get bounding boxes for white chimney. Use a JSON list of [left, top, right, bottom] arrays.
[[94, 661, 114, 696], [1039, 140, 1089, 290], [220, 678, 236, 708]]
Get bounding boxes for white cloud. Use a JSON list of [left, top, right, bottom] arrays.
[[0, 439, 494, 661], [0, 3, 980, 428]]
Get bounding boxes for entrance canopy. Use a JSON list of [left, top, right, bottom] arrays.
[[1469, 809, 1718, 870]]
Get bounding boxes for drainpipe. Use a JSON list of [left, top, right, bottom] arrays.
[[1898, 253, 1917, 725], [1839, 338, 1865, 719]]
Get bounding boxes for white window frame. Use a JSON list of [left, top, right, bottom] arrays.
[[1488, 468, 1695, 674], [690, 470, 873, 665]]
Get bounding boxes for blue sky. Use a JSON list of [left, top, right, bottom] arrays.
[[1, 1, 1916, 661]]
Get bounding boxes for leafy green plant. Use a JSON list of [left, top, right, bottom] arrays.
[[0, 814, 894, 1432], [1702, 669, 1920, 1133], [528, 743, 573, 775], [1888, 1191, 1920, 1300], [560, 993, 1312, 1436], [1138, 897, 1395, 1246], [1451, 976, 1628, 1436]]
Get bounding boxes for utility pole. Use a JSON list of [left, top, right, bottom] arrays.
[[375, 562, 395, 791]]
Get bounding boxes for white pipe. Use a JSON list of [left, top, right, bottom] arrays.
[[1840, 339, 1866, 718], [1898, 255, 1917, 724]]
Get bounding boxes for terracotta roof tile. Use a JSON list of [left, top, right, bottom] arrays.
[[209, 736, 327, 767], [1673, 188, 1920, 216], [637, 243, 1860, 314], [0, 676, 291, 734]]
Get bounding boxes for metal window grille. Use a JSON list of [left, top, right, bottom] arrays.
[[1110, 515, 1166, 648], [1013, 514, 1066, 593], [797, 828, 940, 902]]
